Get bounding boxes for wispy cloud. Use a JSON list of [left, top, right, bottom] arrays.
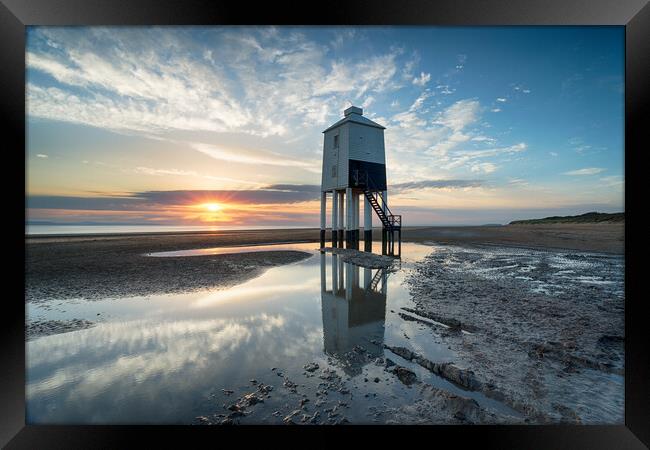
[[190, 142, 318, 171], [392, 179, 484, 192], [132, 167, 202, 177], [471, 162, 498, 174], [439, 143, 527, 171], [312, 53, 400, 98], [457, 142, 527, 158], [563, 167, 605, 176], [27, 28, 402, 139], [434, 99, 480, 132], [435, 84, 456, 95], [361, 96, 375, 108], [508, 178, 529, 186], [408, 90, 432, 112], [599, 175, 623, 186], [329, 29, 357, 50], [265, 184, 321, 193], [471, 136, 496, 143], [412, 72, 431, 86], [29, 27, 490, 191], [381, 94, 527, 190], [27, 83, 252, 135], [129, 166, 263, 187], [400, 50, 420, 81], [568, 137, 593, 155], [455, 54, 467, 70]]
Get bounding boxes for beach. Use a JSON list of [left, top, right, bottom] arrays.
[[400, 243, 624, 423], [25, 222, 623, 302], [25, 223, 625, 424], [403, 223, 624, 254]]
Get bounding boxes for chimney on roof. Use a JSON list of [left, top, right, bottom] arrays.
[[344, 106, 363, 117]]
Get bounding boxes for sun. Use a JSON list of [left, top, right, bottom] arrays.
[[203, 203, 222, 212]]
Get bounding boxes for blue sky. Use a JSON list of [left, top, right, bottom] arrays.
[[26, 26, 624, 226]]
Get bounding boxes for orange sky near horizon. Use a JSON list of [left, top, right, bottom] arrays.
[[25, 27, 624, 228]]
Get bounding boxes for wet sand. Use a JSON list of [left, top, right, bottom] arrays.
[[402, 245, 624, 423], [26, 223, 625, 254], [27, 223, 624, 253], [26, 232, 315, 302], [26, 223, 623, 302], [402, 223, 624, 254], [25, 223, 624, 424], [27, 318, 95, 340]]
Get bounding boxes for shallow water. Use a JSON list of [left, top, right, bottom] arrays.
[[426, 243, 625, 299], [28, 242, 491, 424], [145, 241, 318, 257], [26, 241, 622, 424]]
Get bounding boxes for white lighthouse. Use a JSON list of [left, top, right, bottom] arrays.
[[320, 106, 401, 255]]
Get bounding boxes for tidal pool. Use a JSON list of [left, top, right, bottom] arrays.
[[28, 240, 619, 425], [145, 241, 318, 257], [30, 242, 505, 424]]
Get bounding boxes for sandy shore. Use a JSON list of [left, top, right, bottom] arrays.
[[402, 223, 624, 254], [26, 222, 625, 251], [26, 233, 313, 302], [401, 244, 624, 423], [26, 223, 623, 303], [25, 224, 624, 424]]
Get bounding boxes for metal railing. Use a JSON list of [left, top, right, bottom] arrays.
[[353, 169, 401, 230]]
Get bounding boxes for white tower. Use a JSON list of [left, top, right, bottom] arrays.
[[320, 106, 401, 255]]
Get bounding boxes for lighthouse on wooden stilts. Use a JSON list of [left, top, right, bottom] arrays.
[[320, 106, 401, 256]]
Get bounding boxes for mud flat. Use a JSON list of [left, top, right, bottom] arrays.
[[403, 244, 624, 423], [27, 222, 624, 255], [25, 224, 625, 424], [401, 222, 624, 254], [26, 232, 314, 302], [193, 354, 517, 426], [27, 319, 96, 340]]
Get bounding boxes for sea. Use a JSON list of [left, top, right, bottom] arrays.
[[25, 224, 314, 236]]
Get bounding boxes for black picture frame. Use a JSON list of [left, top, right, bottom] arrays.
[[3, 0, 648, 447]]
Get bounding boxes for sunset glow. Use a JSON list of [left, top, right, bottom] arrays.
[[203, 203, 222, 212], [26, 26, 624, 228]]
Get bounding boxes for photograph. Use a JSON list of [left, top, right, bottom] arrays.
[[24, 25, 626, 426]]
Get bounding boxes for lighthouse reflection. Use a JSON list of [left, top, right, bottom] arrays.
[[319, 252, 388, 376]]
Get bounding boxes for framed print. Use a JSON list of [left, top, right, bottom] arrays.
[[2, 0, 648, 447]]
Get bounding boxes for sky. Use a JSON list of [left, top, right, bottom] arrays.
[[25, 26, 624, 227]]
